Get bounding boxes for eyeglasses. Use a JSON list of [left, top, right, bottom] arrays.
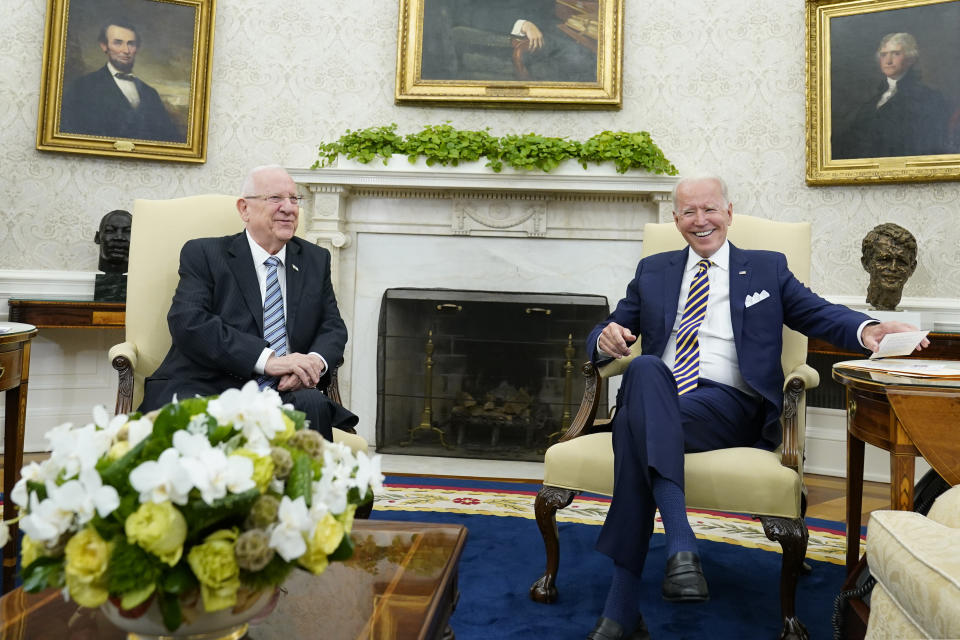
[[243, 194, 304, 206]]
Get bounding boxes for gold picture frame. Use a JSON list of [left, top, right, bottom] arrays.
[[36, 0, 216, 163], [395, 0, 623, 109], [806, 0, 960, 185]]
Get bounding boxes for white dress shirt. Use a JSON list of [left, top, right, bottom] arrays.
[[876, 77, 898, 109], [659, 242, 753, 395], [107, 62, 140, 108]]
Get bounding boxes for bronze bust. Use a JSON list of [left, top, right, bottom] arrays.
[[861, 223, 917, 311], [94, 209, 132, 273], [94, 209, 132, 302]]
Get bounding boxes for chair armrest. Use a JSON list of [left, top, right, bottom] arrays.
[[109, 342, 138, 415], [556, 363, 608, 443], [779, 363, 818, 473]]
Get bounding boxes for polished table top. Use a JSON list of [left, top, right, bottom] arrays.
[[833, 359, 960, 391], [0, 519, 467, 639]]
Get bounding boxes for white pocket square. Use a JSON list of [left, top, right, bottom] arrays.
[[744, 290, 770, 308]]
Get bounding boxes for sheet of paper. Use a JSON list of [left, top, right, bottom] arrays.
[[0, 326, 11, 334], [869, 330, 929, 359]]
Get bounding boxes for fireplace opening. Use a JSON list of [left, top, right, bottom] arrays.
[[376, 288, 609, 461]]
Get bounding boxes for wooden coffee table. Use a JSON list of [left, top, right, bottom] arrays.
[[0, 519, 467, 639]]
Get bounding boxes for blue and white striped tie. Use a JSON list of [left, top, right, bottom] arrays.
[[673, 259, 711, 395], [257, 256, 287, 390]]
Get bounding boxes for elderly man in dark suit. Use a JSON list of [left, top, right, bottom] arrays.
[[584, 175, 926, 640], [140, 165, 357, 440], [60, 20, 184, 142]]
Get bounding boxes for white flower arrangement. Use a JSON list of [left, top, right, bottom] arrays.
[[1, 381, 382, 632]]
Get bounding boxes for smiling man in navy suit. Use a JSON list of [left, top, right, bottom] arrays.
[[584, 175, 926, 640], [140, 165, 357, 440]]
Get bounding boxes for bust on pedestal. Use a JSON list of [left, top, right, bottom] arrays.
[[93, 209, 132, 302], [861, 223, 925, 326]]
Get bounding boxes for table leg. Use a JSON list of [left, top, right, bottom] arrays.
[[3, 382, 27, 594], [890, 453, 916, 511], [845, 430, 865, 576]]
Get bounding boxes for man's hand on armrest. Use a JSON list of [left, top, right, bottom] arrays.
[[860, 321, 930, 353], [264, 353, 326, 391], [598, 322, 636, 359]]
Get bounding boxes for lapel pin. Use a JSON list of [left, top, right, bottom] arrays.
[[739, 270, 747, 275], [291, 264, 299, 272]]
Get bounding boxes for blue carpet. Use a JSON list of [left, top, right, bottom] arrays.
[[372, 478, 846, 640]]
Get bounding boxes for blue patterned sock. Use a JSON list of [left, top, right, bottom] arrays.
[[601, 563, 641, 631], [652, 472, 698, 557]]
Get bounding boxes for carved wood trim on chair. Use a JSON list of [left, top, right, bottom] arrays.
[[780, 375, 807, 472], [760, 516, 811, 640], [112, 354, 134, 415], [557, 363, 605, 444], [529, 485, 577, 603]]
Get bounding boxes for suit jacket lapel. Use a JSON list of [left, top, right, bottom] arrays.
[[661, 248, 687, 346], [728, 243, 750, 350], [227, 233, 265, 334], [285, 240, 303, 335]]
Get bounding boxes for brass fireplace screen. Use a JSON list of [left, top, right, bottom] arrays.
[[376, 288, 609, 462]]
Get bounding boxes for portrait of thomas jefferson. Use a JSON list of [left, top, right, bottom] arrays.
[[832, 32, 952, 159], [60, 18, 186, 143]]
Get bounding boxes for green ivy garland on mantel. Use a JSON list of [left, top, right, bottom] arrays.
[[312, 123, 678, 175]]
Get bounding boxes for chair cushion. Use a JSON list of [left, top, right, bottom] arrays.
[[928, 485, 960, 529], [865, 584, 927, 640], [333, 429, 368, 455], [865, 510, 960, 639], [543, 433, 801, 518]]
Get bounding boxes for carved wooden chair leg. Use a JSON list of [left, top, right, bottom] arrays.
[[529, 485, 576, 603], [760, 516, 810, 640]]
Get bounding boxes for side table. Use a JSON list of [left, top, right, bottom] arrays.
[[0, 322, 38, 594], [833, 360, 960, 575]]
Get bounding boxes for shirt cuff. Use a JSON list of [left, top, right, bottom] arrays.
[[309, 352, 328, 375], [254, 348, 272, 375], [511, 19, 528, 36], [856, 319, 879, 349]]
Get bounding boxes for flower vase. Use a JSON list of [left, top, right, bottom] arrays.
[[100, 586, 280, 640]]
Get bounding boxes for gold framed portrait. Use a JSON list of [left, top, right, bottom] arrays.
[[806, 0, 960, 185], [36, 0, 216, 163], [395, 0, 623, 109]]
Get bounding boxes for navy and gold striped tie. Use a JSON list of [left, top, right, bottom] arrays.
[[257, 256, 287, 390], [673, 259, 711, 395]]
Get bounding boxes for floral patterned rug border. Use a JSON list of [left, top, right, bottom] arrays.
[[373, 483, 855, 565]]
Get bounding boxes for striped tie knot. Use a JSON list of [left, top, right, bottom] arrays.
[[257, 256, 287, 390], [673, 259, 712, 395]]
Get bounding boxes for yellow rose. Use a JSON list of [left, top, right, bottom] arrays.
[[20, 535, 43, 569], [106, 440, 131, 461], [64, 527, 110, 607], [230, 448, 275, 493], [272, 414, 296, 444], [125, 501, 187, 566], [298, 513, 344, 575], [187, 529, 241, 612], [338, 504, 357, 535]]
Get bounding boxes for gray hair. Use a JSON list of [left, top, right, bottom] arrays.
[[876, 33, 919, 65], [671, 174, 729, 210], [240, 164, 285, 196]]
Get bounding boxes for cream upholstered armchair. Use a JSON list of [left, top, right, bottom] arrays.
[[865, 484, 960, 639], [108, 194, 368, 455], [529, 215, 820, 640]]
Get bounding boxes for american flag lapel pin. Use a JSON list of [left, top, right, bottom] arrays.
[[291, 264, 299, 272], [739, 270, 747, 275]]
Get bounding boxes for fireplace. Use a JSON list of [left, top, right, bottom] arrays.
[[376, 288, 609, 461]]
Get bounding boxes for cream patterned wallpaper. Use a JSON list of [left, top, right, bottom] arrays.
[[2, 0, 958, 298]]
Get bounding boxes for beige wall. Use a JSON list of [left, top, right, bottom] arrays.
[[3, 0, 959, 299]]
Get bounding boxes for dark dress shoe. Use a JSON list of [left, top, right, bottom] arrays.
[[586, 615, 652, 640], [662, 551, 709, 602]]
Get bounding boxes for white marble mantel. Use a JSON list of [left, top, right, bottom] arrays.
[[288, 161, 677, 443]]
